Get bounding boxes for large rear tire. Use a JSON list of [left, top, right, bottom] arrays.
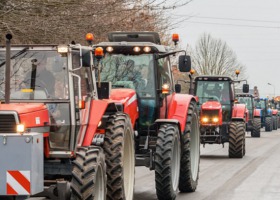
[[179, 100, 200, 192], [251, 118, 261, 137], [103, 113, 135, 200], [155, 124, 181, 200], [229, 121, 245, 158], [265, 116, 272, 132], [71, 146, 106, 200]]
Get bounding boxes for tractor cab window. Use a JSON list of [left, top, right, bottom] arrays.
[[255, 99, 265, 109], [99, 54, 155, 98], [157, 57, 173, 90], [237, 97, 253, 109], [0, 49, 68, 100], [196, 81, 231, 105], [99, 53, 156, 127]]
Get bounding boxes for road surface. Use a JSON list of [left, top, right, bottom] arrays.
[[134, 129, 280, 200]]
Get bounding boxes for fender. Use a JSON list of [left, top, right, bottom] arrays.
[[232, 103, 246, 121], [253, 109, 261, 117], [166, 93, 197, 133], [81, 100, 109, 146], [110, 88, 139, 128]]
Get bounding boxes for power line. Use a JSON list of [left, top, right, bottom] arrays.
[[173, 14, 280, 24], [185, 21, 280, 29]]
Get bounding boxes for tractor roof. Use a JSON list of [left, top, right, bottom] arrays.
[[236, 93, 254, 98], [194, 75, 233, 82], [108, 31, 161, 44], [0, 44, 58, 50]]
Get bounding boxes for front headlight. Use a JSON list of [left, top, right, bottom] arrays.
[[202, 117, 209, 123], [16, 124, 25, 133], [212, 117, 219, 123]]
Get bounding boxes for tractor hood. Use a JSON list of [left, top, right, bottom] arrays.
[[110, 88, 138, 128], [0, 103, 47, 114], [0, 103, 50, 132], [201, 101, 222, 110], [110, 88, 137, 104]]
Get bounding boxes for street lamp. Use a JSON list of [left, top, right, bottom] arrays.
[[268, 83, 275, 98]]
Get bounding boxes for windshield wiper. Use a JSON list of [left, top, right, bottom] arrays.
[[0, 47, 28, 68]]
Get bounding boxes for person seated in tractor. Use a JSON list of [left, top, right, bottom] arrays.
[[22, 57, 56, 97]]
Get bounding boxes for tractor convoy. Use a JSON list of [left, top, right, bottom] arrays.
[[0, 31, 278, 200], [0, 32, 201, 200]]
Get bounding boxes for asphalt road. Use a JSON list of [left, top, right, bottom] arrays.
[[134, 129, 280, 200]]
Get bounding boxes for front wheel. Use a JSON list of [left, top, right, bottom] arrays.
[[272, 116, 278, 130], [71, 146, 106, 200], [179, 100, 200, 192], [265, 117, 273, 132], [155, 124, 181, 200], [251, 118, 261, 138], [229, 121, 245, 158], [103, 113, 135, 200]]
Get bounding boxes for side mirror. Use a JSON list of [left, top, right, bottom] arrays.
[[178, 55, 191, 72], [175, 84, 181, 93], [243, 84, 249, 93], [82, 49, 91, 67]]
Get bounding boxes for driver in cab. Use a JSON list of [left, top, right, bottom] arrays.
[[22, 57, 55, 96]]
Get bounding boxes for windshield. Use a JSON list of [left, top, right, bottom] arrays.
[[255, 99, 265, 109], [0, 49, 68, 100], [195, 80, 230, 105], [237, 97, 252, 109], [99, 54, 155, 98]]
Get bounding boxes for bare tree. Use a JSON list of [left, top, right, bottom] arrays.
[[0, 0, 192, 45], [189, 33, 246, 80]]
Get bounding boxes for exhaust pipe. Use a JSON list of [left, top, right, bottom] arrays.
[[5, 34, 12, 104]]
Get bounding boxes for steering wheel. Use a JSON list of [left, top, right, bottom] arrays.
[[210, 96, 220, 102], [19, 78, 50, 95], [135, 78, 148, 90]]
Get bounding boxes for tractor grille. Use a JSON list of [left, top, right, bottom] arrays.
[[0, 112, 18, 133]]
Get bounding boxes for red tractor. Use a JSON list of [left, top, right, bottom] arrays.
[[236, 93, 261, 137], [0, 34, 135, 199], [93, 32, 201, 199], [268, 99, 279, 130], [194, 76, 249, 158]]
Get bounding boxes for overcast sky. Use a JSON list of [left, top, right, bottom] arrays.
[[169, 0, 280, 97]]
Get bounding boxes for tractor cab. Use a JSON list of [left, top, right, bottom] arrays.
[[255, 98, 272, 117], [194, 76, 234, 122], [95, 32, 189, 134], [0, 45, 96, 154]]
